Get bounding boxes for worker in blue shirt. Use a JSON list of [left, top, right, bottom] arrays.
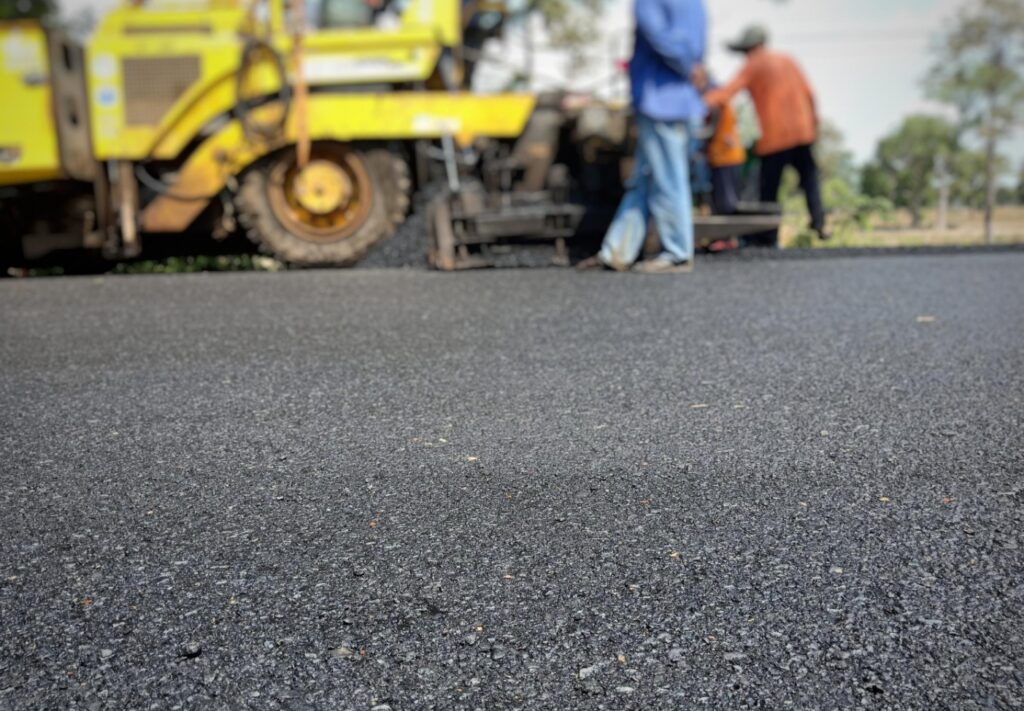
[[580, 0, 707, 273]]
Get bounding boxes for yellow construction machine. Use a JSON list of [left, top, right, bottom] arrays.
[[0, 0, 611, 268], [0, 0, 777, 271]]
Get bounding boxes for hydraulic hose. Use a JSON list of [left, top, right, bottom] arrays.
[[135, 39, 291, 202], [235, 37, 293, 143], [134, 162, 220, 202]]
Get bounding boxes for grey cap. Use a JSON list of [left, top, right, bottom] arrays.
[[726, 25, 769, 52]]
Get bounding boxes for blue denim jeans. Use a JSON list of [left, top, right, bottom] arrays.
[[599, 116, 694, 268]]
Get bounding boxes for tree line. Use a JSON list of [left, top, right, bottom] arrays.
[[857, 0, 1023, 240]]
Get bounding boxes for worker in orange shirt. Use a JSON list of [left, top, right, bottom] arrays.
[[705, 25, 828, 245], [705, 97, 746, 216]]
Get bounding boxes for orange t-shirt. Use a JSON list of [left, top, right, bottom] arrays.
[[706, 102, 746, 168], [705, 47, 817, 156]]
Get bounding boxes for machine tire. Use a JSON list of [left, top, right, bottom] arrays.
[[236, 144, 394, 267], [367, 148, 412, 234]]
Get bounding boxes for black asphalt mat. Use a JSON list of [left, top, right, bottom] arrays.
[[1, 253, 1022, 708]]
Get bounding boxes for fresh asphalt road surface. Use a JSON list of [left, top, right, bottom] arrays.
[[1, 253, 1022, 709]]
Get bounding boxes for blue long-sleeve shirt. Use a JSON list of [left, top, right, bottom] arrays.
[[629, 0, 707, 122]]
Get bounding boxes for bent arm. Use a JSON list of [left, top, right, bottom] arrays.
[[703, 62, 751, 107]]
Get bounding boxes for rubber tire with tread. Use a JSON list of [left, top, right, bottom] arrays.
[[367, 148, 412, 234], [236, 146, 394, 267]]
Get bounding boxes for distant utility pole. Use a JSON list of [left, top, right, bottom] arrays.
[[935, 153, 950, 232]]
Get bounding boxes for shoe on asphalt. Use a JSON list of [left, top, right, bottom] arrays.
[[707, 238, 739, 253], [576, 255, 631, 272], [632, 257, 694, 274], [575, 255, 610, 271]]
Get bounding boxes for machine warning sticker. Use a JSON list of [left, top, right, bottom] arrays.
[[98, 117, 119, 140], [303, 57, 417, 83], [2, 30, 45, 74], [91, 54, 117, 81], [412, 115, 462, 135], [0, 146, 23, 165], [96, 87, 119, 108]]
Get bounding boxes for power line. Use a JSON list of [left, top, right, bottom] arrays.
[[774, 29, 931, 44]]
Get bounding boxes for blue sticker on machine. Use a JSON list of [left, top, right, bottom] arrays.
[[97, 87, 118, 107]]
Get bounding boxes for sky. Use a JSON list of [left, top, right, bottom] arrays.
[[63, 0, 1023, 167]]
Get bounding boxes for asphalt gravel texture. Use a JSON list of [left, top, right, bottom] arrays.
[[1, 253, 1023, 709]]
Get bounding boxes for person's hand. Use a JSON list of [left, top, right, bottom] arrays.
[[690, 63, 708, 91], [703, 88, 725, 108]]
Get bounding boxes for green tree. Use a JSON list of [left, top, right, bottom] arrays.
[[530, 0, 602, 51], [860, 115, 959, 227], [816, 120, 858, 187], [1017, 163, 1024, 204], [926, 0, 1024, 242], [859, 162, 894, 201], [951, 149, 1008, 209], [507, 0, 604, 84], [0, 0, 57, 20]]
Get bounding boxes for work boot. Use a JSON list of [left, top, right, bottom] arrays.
[[575, 255, 606, 271], [576, 255, 630, 272], [632, 257, 694, 274]]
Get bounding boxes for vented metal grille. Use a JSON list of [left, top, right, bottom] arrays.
[[122, 56, 200, 126]]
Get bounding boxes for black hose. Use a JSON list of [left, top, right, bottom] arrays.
[[134, 162, 221, 202], [235, 38, 292, 142], [136, 39, 291, 202]]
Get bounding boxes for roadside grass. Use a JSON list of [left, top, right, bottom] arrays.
[[17, 206, 1024, 277], [112, 254, 284, 274], [782, 205, 1024, 249], [20, 254, 285, 277]]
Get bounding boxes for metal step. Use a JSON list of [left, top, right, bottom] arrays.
[[694, 214, 781, 241]]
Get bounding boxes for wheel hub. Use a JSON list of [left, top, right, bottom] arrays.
[[266, 145, 375, 243], [292, 160, 352, 216]]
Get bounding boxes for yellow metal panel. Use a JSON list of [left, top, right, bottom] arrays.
[[149, 74, 238, 159], [85, 0, 468, 161], [268, 0, 286, 34], [95, 6, 246, 35], [0, 167, 63, 187], [0, 22, 61, 187], [90, 26, 445, 160], [87, 27, 246, 159], [402, 0, 461, 46], [147, 36, 443, 161], [142, 92, 536, 232], [87, 3, 248, 158], [298, 31, 441, 87], [299, 92, 536, 146]]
